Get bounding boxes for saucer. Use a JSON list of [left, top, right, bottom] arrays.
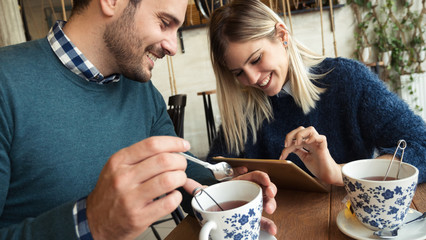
[[259, 230, 277, 240], [336, 208, 426, 240]]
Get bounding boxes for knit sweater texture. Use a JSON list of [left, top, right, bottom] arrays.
[[207, 58, 426, 183], [0, 38, 216, 239]]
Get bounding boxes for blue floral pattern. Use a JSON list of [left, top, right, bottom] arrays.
[[343, 176, 417, 230], [194, 198, 263, 240], [221, 199, 263, 240]]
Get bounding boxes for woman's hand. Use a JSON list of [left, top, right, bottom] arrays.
[[184, 171, 278, 236], [279, 126, 343, 186]]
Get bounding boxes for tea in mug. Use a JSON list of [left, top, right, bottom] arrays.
[[206, 200, 248, 212]]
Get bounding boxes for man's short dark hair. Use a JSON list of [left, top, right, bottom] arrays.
[[71, 0, 143, 16], [71, 0, 91, 15]]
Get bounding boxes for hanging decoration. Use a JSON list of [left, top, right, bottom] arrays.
[[61, 0, 67, 21], [188, 1, 194, 25], [47, 0, 58, 20], [318, 0, 325, 55], [167, 56, 178, 95], [285, 0, 294, 33], [280, 0, 287, 24], [328, 0, 338, 57], [195, 0, 229, 20], [292, 0, 299, 10]]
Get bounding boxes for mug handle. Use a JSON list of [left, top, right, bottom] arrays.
[[199, 221, 217, 240]]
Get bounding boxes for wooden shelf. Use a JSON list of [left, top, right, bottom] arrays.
[[365, 61, 384, 67], [197, 90, 216, 96]]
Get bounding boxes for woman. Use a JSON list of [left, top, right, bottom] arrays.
[[206, 0, 426, 185]]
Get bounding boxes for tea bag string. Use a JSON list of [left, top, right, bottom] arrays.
[[192, 187, 224, 211], [383, 139, 406, 181]]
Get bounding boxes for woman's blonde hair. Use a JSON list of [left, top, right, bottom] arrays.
[[209, 0, 327, 155]]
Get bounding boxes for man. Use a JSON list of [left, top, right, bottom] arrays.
[[0, 0, 277, 239]]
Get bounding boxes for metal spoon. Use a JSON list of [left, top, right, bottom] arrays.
[[179, 152, 234, 181], [373, 212, 426, 238]]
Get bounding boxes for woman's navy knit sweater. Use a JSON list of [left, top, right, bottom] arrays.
[[207, 58, 426, 183]]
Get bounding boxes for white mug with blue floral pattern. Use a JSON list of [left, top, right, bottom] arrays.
[[192, 180, 263, 240], [342, 159, 418, 231]]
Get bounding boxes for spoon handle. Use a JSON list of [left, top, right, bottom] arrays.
[[373, 212, 426, 238], [179, 152, 210, 167], [405, 212, 426, 225]]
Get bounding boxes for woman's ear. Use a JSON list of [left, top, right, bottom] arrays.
[[99, 0, 119, 17], [275, 22, 289, 44]]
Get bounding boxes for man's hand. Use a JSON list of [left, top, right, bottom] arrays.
[[86, 136, 190, 240]]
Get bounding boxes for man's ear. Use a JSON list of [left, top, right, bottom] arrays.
[[99, 0, 119, 17], [275, 22, 288, 43]]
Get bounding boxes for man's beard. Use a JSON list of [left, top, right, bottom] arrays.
[[103, 4, 151, 82]]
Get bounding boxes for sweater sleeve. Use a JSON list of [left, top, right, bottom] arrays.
[[346, 60, 426, 183], [0, 63, 80, 239], [0, 73, 80, 239], [0, 202, 78, 240]]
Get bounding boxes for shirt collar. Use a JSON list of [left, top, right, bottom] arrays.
[[276, 81, 293, 98], [47, 20, 120, 84]]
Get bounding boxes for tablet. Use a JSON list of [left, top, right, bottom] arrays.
[[211, 157, 329, 193]]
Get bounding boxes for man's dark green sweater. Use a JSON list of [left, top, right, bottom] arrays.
[[0, 38, 216, 239]]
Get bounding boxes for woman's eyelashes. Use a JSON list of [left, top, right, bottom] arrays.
[[232, 54, 262, 77], [251, 55, 261, 64]]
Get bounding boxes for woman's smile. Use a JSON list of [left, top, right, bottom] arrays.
[[258, 73, 272, 88]]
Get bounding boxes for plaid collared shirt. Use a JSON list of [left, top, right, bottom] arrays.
[[73, 198, 94, 240], [47, 20, 120, 84]]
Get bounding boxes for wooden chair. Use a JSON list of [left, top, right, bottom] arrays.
[[197, 90, 217, 147], [149, 94, 187, 240], [167, 94, 187, 138]]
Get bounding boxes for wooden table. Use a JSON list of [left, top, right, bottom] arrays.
[[165, 183, 426, 240]]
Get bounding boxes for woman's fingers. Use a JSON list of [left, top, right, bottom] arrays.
[[260, 216, 277, 236], [284, 126, 305, 147], [233, 166, 249, 177], [283, 126, 327, 154]]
